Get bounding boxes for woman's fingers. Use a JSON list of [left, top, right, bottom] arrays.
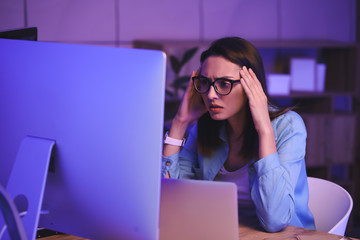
[[177, 70, 206, 124], [240, 67, 263, 98], [240, 68, 257, 102], [239, 66, 270, 133], [241, 67, 268, 106], [248, 68, 263, 92]]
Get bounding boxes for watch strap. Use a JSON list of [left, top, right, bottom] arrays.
[[164, 131, 186, 147]]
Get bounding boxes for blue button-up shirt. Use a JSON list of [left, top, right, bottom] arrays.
[[162, 111, 315, 232]]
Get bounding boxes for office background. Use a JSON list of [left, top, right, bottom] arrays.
[[0, 0, 356, 45], [1, 0, 359, 237]]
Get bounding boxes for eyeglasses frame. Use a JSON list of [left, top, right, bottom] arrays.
[[192, 76, 241, 96]]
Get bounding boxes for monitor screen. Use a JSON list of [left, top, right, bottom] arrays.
[[0, 39, 166, 240]]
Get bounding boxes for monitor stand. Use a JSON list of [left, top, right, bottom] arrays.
[[2, 136, 55, 240]]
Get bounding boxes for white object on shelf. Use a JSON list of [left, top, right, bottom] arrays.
[[267, 73, 291, 95], [290, 58, 316, 92], [316, 63, 326, 92]]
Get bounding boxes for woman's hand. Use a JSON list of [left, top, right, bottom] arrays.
[[239, 66, 276, 158], [174, 71, 207, 125], [163, 71, 207, 158]]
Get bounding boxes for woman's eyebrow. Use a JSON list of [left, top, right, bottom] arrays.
[[200, 75, 237, 79], [199, 74, 209, 78], [214, 76, 238, 80]]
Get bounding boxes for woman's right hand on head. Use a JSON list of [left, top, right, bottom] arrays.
[[163, 71, 206, 158], [174, 71, 207, 125]]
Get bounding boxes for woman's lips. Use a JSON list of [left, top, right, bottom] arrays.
[[209, 104, 223, 113]]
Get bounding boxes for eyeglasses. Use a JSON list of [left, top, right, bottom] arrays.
[[192, 76, 240, 96]]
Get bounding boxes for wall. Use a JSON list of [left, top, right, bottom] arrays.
[[0, 0, 357, 186], [0, 0, 357, 48]]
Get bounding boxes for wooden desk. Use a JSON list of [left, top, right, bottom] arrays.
[[39, 224, 358, 240], [238, 224, 354, 240]]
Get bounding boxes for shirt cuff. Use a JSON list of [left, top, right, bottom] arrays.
[[162, 152, 179, 177], [253, 152, 281, 176]]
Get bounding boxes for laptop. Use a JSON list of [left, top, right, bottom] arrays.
[[160, 178, 239, 240]]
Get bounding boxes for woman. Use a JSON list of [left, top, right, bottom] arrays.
[[162, 37, 315, 232]]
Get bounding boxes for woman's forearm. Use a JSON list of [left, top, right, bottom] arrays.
[[258, 124, 277, 159], [163, 116, 190, 157]]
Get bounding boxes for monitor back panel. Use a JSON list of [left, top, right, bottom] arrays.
[[0, 39, 166, 240]]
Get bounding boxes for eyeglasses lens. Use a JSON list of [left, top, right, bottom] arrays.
[[194, 77, 209, 93], [215, 80, 231, 95], [193, 77, 233, 95]]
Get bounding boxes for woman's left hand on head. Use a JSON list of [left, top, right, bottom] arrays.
[[239, 66, 272, 136]]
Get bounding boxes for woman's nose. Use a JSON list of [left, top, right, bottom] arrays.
[[207, 85, 218, 100]]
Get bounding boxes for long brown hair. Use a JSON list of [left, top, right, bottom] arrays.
[[196, 37, 292, 158]]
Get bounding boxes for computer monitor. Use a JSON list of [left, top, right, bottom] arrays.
[[0, 38, 166, 240]]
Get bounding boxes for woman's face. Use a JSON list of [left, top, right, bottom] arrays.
[[200, 56, 247, 121]]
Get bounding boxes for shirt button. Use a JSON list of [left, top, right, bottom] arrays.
[[165, 161, 171, 166]]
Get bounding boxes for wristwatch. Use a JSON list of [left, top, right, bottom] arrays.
[[164, 131, 186, 147]]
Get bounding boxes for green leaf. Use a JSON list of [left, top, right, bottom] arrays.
[[181, 47, 198, 65], [165, 89, 175, 98], [170, 56, 181, 75]]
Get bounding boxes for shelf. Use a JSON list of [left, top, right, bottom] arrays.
[[133, 39, 358, 50], [272, 92, 355, 113], [252, 40, 357, 48], [270, 91, 356, 98]]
